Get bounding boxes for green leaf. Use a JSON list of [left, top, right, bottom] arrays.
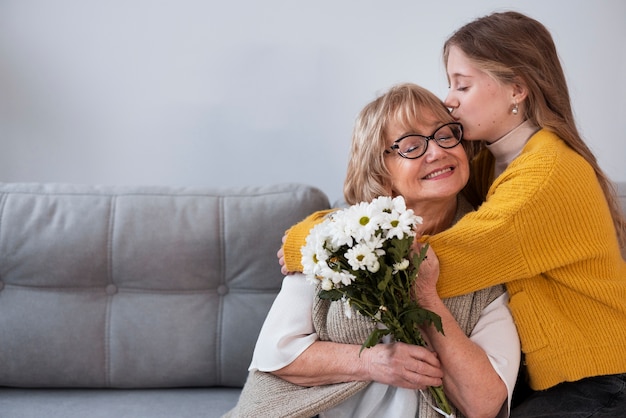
[[318, 289, 344, 301], [376, 265, 393, 292], [360, 328, 391, 355], [403, 307, 445, 335], [413, 242, 429, 265]]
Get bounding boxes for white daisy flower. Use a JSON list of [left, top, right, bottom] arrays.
[[392, 258, 410, 274], [345, 242, 380, 272]]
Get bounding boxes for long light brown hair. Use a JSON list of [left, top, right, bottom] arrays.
[[443, 11, 626, 246], [343, 83, 468, 205]]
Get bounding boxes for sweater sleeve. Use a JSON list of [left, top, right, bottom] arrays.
[[282, 209, 336, 272], [429, 131, 615, 298]]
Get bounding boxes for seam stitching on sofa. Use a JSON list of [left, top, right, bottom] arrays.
[[0, 193, 7, 284], [104, 195, 117, 387], [216, 195, 225, 384], [1, 184, 311, 198], [0, 284, 216, 293], [0, 192, 7, 283]]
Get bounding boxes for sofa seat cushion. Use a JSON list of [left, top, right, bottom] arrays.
[[0, 388, 239, 418]]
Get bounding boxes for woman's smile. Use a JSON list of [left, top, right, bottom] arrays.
[[423, 166, 455, 180]]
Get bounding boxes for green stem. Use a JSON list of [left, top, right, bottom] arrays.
[[429, 385, 452, 415], [388, 317, 451, 414]]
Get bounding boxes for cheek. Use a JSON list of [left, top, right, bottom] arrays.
[[387, 161, 421, 192], [486, 86, 510, 116], [468, 92, 501, 130], [451, 151, 470, 179], [459, 163, 471, 184]]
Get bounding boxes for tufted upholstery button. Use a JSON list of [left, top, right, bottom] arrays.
[[217, 284, 229, 295], [105, 284, 118, 295]]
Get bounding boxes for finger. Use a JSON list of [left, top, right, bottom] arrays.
[[409, 349, 442, 374], [398, 364, 442, 389], [407, 374, 443, 389]]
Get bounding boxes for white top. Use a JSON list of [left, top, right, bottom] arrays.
[[250, 274, 521, 418]]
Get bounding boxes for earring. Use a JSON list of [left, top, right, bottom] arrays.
[[512, 103, 519, 115]]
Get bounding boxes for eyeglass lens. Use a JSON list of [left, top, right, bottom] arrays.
[[396, 124, 462, 159]]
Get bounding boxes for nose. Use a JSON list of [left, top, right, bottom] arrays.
[[423, 138, 448, 162], [443, 92, 457, 114]]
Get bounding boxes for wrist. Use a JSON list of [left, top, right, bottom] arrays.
[[414, 287, 440, 309], [356, 345, 374, 381]]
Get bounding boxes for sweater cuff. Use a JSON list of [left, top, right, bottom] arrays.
[[283, 209, 335, 272]]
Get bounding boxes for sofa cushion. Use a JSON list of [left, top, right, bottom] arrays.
[[0, 388, 239, 418], [0, 183, 330, 388]]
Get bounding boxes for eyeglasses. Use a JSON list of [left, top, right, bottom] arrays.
[[384, 122, 463, 159]]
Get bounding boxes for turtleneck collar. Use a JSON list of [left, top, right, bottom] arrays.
[[486, 120, 540, 178]]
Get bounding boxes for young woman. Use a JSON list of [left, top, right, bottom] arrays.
[[226, 83, 520, 418], [279, 11, 626, 417]]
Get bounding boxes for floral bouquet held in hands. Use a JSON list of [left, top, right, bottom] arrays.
[[301, 196, 452, 417]]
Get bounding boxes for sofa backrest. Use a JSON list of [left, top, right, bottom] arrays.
[[0, 183, 330, 389]]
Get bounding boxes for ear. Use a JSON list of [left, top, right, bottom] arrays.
[[511, 77, 528, 102]]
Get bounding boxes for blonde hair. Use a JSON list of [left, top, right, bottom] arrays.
[[443, 11, 626, 245], [343, 83, 466, 204]]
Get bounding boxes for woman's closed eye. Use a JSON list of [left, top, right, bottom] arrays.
[[436, 135, 456, 144]]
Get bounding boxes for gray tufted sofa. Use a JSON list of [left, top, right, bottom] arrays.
[[0, 182, 331, 418]]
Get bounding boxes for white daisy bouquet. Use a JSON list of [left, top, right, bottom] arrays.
[[301, 195, 452, 416]]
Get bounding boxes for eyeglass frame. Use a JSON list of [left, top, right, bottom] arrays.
[[384, 122, 463, 159]]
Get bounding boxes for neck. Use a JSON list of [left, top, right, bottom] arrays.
[[488, 119, 527, 145], [410, 196, 457, 235]]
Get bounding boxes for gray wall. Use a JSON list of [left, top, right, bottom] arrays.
[[0, 0, 624, 203]]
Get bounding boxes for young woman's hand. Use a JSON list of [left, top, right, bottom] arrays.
[[276, 234, 294, 275]]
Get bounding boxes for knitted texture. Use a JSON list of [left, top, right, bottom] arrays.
[[222, 372, 366, 418], [283, 209, 335, 272], [222, 290, 373, 418], [427, 130, 626, 390]]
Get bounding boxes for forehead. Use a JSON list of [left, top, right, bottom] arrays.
[[446, 45, 503, 88], [446, 45, 482, 77], [386, 109, 449, 138]]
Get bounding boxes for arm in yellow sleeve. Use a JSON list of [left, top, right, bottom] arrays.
[[430, 131, 616, 299], [282, 209, 336, 272]]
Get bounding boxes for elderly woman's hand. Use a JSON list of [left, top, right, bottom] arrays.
[[274, 340, 443, 390], [413, 244, 440, 305], [362, 342, 443, 390]]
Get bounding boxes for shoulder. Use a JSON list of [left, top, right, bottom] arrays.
[[518, 129, 590, 174], [495, 129, 596, 201], [492, 129, 608, 229]]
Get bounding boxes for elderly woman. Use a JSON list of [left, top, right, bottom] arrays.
[[224, 83, 520, 418]]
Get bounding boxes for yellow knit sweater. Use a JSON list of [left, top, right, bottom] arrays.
[[282, 129, 626, 391]]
